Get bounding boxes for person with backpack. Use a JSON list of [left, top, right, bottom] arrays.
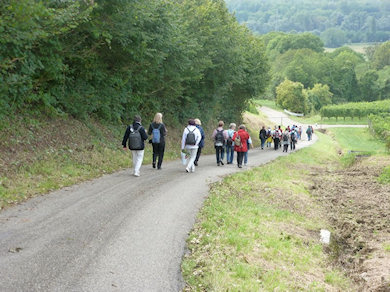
[[181, 119, 201, 173], [259, 126, 267, 150], [232, 124, 250, 168], [122, 115, 148, 177], [282, 129, 290, 152], [212, 121, 228, 166], [273, 126, 281, 150], [226, 123, 236, 164], [194, 118, 205, 166], [148, 113, 167, 170], [306, 125, 313, 141], [266, 127, 272, 148], [290, 128, 297, 151]]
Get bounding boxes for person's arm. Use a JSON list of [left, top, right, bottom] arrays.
[[181, 128, 187, 150], [195, 128, 202, 145], [148, 124, 153, 135], [122, 126, 130, 149], [140, 126, 148, 141], [211, 129, 217, 139]]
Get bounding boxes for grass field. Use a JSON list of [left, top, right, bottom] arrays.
[[324, 43, 376, 54], [182, 124, 388, 290], [182, 132, 355, 291]]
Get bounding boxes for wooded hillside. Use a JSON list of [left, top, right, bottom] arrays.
[[225, 0, 390, 47], [0, 0, 269, 125]]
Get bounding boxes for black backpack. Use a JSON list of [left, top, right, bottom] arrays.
[[129, 125, 143, 150], [214, 129, 225, 146], [291, 132, 296, 142], [282, 133, 289, 142], [185, 127, 196, 145]]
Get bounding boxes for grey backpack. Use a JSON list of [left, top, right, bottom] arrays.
[[129, 126, 143, 150]]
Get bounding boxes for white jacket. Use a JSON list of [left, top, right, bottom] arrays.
[[181, 125, 201, 149]]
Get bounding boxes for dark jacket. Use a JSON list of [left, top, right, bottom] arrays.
[[122, 121, 148, 150], [148, 122, 167, 144], [196, 125, 206, 148], [259, 128, 267, 140]]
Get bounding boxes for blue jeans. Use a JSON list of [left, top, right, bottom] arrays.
[[226, 145, 234, 163], [244, 151, 248, 164]]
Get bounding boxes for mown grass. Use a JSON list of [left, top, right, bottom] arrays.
[[182, 132, 356, 291]]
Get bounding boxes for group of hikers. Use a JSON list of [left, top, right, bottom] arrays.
[[122, 113, 314, 176]]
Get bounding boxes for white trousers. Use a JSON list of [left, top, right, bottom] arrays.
[[186, 148, 198, 172], [131, 150, 144, 175]]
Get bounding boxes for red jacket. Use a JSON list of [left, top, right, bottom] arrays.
[[233, 129, 250, 152]]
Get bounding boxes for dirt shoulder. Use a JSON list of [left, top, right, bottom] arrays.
[[311, 155, 390, 291]]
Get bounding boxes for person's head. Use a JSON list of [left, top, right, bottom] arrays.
[[239, 124, 246, 130], [134, 115, 142, 123], [262, 126, 265, 129], [194, 118, 201, 126], [153, 113, 163, 124], [229, 123, 236, 130], [218, 120, 224, 127], [188, 119, 196, 126]]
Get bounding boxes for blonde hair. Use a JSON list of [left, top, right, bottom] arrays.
[[153, 113, 163, 124], [194, 118, 201, 126], [239, 124, 246, 130], [229, 123, 236, 129], [218, 120, 224, 127]]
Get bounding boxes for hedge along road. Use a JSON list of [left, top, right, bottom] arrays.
[[260, 106, 369, 130], [0, 118, 316, 292]]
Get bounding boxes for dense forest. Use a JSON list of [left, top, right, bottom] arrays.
[[225, 0, 390, 47], [0, 0, 269, 125]]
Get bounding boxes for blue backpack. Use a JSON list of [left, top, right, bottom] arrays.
[[152, 124, 162, 143]]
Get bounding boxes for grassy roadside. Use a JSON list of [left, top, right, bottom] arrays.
[[0, 115, 218, 209], [182, 132, 356, 291]]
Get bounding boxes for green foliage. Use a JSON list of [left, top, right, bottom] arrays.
[[276, 79, 308, 114], [306, 84, 333, 111], [368, 113, 390, 150], [0, 0, 270, 125], [371, 41, 390, 70], [321, 100, 390, 121], [225, 0, 390, 46]]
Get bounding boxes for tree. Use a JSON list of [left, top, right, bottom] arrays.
[[306, 84, 333, 111], [371, 41, 390, 70], [276, 79, 308, 114]]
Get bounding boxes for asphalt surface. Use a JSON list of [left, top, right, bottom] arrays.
[[0, 108, 317, 292]]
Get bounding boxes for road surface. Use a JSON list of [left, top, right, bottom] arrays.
[[0, 113, 316, 291]]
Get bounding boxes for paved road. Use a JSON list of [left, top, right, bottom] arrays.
[[0, 115, 315, 292], [261, 106, 368, 130]]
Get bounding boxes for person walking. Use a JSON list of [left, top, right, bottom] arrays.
[[212, 121, 228, 166], [259, 126, 267, 150], [226, 123, 236, 164], [244, 136, 252, 166], [273, 126, 281, 150], [194, 118, 205, 166], [148, 113, 167, 170], [282, 129, 289, 152], [266, 127, 273, 148], [122, 115, 148, 177], [306, 125, 313, 141], [181, 119, 201, 173], [232, 124, 250, 168], [290, 128, 297, 151]]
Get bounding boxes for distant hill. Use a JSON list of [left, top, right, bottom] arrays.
[[225, 0, 390, 47]]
